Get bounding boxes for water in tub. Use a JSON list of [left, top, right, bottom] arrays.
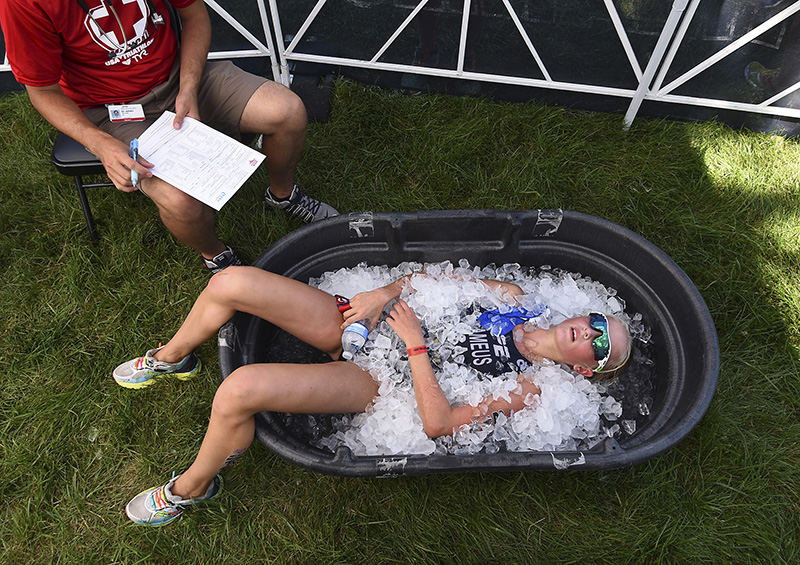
[[285, 260, 653, 456]]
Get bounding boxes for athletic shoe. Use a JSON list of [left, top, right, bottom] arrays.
[[202, 244, 242, 274], [112, 347, 201, 389], [264, 185, 338, 223], [125, 473, 222, 527]]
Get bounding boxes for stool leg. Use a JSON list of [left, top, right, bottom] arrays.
[[74, 176, 99, 245]]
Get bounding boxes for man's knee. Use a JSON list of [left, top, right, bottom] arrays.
[[144, 179, 208, 220], [278, 88, 307, 130], [243, 83, 307, 135]]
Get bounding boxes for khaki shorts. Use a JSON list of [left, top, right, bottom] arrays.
[[83, 60, 267, 144]]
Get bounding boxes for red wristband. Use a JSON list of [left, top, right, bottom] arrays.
[[335, 294, 352, 313], [407, 346, 428, 357]]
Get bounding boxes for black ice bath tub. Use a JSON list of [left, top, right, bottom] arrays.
[[218, 210, 718, 476]]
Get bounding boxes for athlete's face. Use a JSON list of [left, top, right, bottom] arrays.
[[551, 315, 604, 369], [513, 315, 627, 377]]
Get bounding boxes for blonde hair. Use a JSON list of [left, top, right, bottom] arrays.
[[593, 315, 632, 381]]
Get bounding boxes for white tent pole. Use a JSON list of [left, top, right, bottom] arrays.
[[370, 0, 429, 64], [282, 0, 327, 55], [285, 51, 635, 97], [267, 0, 293, 85], [623, 0, 690, 130], [203, 0, 270, 54], [254, 0, 281, 82], [659, 1, 800, 96], [500, 0, 550, 81], [759, 80, 800, 108], [208, 50, 270, 59], [456, 0, 471, 74], [603, 0, 642, 81], [651, 92, 800, 119], [652, 0, 701, 93]]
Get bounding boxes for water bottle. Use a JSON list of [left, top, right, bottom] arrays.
[[336, 294, 370, 360], [341, 321, 369, 360]]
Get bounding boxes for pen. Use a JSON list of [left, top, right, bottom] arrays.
[[129, 138, 139, 187]]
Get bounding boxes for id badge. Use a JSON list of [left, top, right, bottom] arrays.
[[108, 104, 145, 122]]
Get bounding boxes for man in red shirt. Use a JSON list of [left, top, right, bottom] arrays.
[[0, 0, 338, 272]]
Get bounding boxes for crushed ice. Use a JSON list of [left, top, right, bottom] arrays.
[[309, 260, 647, 456]]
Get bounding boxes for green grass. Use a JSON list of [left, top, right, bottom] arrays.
[[1, 79, 799, 563]]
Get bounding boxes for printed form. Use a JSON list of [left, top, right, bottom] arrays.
[[137, 111, 265, 210]]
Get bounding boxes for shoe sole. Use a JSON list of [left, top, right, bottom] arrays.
[[114, 359, 202, 390]]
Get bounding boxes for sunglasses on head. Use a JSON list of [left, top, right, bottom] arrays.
[[588, 312, 612, 372]]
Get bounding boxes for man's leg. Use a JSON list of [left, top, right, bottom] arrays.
[[239, 80, 339, 222], [240, 81, 307, 199], [85, 78, 232, 266], [138, 175, 226, 259], [197, 61, 338, 222]]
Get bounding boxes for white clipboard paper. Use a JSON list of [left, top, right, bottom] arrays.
[[137, 111, 265, 210]]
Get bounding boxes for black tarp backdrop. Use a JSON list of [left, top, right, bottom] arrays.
[[1, 0, 798, 135]]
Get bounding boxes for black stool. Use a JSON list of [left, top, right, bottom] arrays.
[[50, 133, 114, 244]]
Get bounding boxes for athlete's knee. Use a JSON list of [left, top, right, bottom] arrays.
[[205, 265, 256, 306], [212, 365, 265, 419]]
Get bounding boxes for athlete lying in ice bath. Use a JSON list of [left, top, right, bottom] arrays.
[[114, 266, 632, 526]]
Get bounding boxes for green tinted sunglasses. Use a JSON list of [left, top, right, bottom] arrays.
[[588, 312, 612, 372]]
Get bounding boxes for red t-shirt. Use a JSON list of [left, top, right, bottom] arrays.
[[0, 0, 195, 108]]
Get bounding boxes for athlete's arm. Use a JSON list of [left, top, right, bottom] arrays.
[[480, 279, 524, 301], [387, 299, 540, 438], [342, 273, 524, 330], [341, 275, 413, 330]]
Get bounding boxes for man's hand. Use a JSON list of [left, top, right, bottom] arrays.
[[24, 84, 154, 191], [95, 138, 154, 192], [173, 88, 200, 129]]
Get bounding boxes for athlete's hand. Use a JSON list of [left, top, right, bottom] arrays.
[[512, 324, 540, 362], [96, 138, 154, 192], [341, 288, 392, 330], [386, 300, 425, 348]]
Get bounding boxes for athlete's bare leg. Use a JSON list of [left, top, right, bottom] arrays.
[[171, 360, 377, 498], [155, 265, 345, 364]]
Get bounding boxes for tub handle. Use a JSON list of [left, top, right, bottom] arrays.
[[531, 209, 563, 237]]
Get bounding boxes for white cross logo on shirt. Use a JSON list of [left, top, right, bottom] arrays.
[[84, 0, 149, 58]]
